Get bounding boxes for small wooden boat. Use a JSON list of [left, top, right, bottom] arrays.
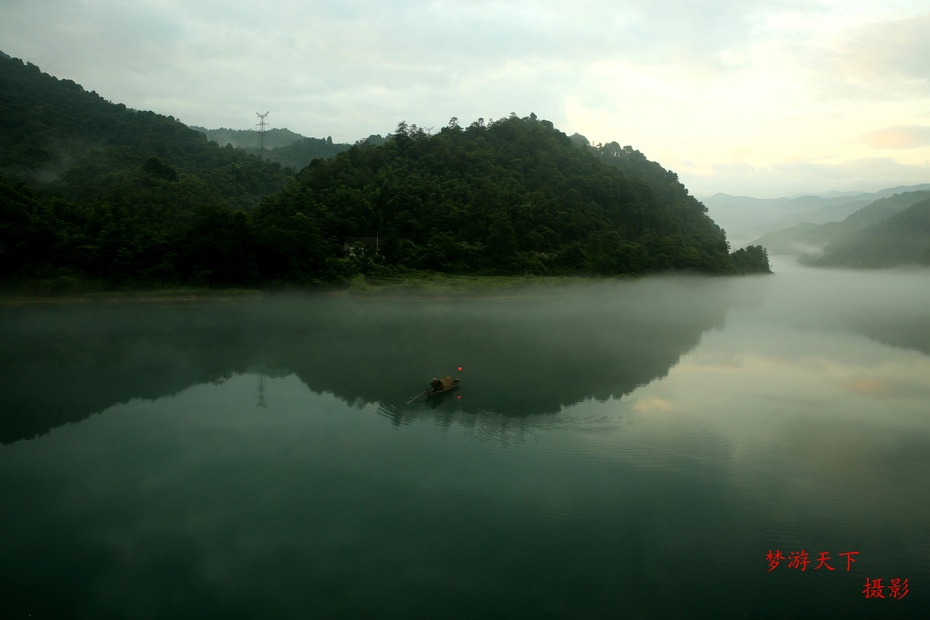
[[405, 367, 463, 404], [427, 375, 461, 397]]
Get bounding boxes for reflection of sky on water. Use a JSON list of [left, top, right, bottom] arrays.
[[562, 292, 930, 556], [3, 336, 929, 615]]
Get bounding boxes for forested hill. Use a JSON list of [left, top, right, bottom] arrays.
[[258, 116, 769, 280], [1, 52, 769, 289], [0, 54, 290, 211], [255, 136, 353, 170], [0, 53, 290, 285]]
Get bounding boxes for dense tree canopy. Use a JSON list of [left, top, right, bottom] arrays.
[[254, 114, 769, 279], [0, 53, 288, 287], [0, 53, 770, 289], [0, 59, 291, 211]]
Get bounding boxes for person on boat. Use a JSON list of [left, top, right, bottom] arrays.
[[431, 378, 443, 392]]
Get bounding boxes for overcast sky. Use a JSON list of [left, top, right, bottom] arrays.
[[2, 0, 929, 197]]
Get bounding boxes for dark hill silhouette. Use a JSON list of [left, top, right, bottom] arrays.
[[1, 52, 769, 287], [257, 115, 770, 279], [0, 53, 290, 286], [0, 56, 290, 211]]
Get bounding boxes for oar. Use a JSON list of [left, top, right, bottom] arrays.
[[406, 390, 427, 404]]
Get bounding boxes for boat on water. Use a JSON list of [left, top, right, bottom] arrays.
[[427, 375, 461, 397], [405, 367, 463, 403]]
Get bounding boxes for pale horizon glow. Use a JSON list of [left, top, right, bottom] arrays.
[[2, 0, 929, 198]]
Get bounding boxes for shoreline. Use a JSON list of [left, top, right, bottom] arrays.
[[0, 288, 265, 306], [0, 270, 761, 305], [0, 274, 605, 305]]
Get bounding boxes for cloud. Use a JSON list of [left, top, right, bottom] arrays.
[[832, 11, 930, 96], [844, 376, 890, 397], [686, 156, 930, 198], [1, 0, 929, 196], [632, 397, 674, 412], [863, 125, 930, 149]]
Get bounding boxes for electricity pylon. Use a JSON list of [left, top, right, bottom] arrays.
[[255, 111, 270, 157]]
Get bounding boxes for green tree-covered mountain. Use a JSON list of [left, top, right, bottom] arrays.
[[255, 116, 769, 281], [0, 57, 291, 210], [0, 53, 290, 285], [261, 136, 353, 170], [1, 53, 768, 289]]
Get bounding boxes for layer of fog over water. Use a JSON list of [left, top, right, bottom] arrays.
[[1, 262, 928, 618]]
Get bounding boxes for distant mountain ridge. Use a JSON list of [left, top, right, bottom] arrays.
[[752, 191, 930, 256], [801, 195, 930, 268], [702, 185, 930, 245], [190, 126, 308, 151], [191, 126, 385, 171]]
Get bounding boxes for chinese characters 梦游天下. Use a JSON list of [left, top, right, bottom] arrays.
[[766, 550, 858, 572], [765, 550, 909, 600]]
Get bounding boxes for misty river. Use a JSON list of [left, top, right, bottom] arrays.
[[1, 261, 928, 619]]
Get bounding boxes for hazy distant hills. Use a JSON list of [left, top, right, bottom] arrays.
[[190, 126, 365, 170], [189, 126, 308, 151], [733, 189, 930, 268], [751, 190, 930, 256], [702, 184, 930, 269], [802, 195, 930, 268], [703, 185, 930, 246]]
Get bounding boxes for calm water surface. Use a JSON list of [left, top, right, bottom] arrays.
[[1, 264, 928, 619]]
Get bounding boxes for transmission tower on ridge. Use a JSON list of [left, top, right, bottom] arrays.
[[255, 110, 270, 157]]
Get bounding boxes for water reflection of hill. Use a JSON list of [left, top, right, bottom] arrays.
[[765, 263, 930, 357], [0, 279, 742, 443], [0, 302, 259, 444], [279, 280, 737, 419]]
